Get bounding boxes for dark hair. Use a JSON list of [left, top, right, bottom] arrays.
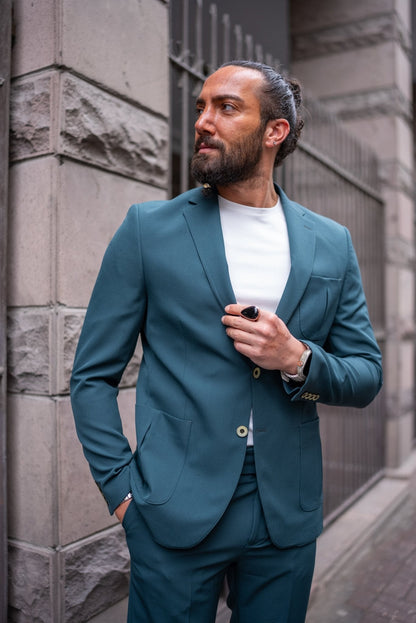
[[220, 60, 304, 167]]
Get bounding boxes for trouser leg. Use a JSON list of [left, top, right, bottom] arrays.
[[123, 448, 316, 623], [226, 538, 316, 623]]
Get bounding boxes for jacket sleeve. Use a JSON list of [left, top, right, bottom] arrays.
[[70, 205, 146, 514], [285, 228, 383, 407]]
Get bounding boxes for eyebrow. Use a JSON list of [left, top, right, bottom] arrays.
[[196, 94, 245, 106]]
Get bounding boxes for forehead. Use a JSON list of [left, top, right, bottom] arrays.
[[198, 66, 264, 106]]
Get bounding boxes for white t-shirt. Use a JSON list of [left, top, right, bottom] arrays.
[[219, 194, 291, 444]]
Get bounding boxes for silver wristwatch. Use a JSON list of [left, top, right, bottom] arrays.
[[281, 346, 312, 383]]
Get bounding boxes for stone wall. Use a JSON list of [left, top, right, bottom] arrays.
[[7, 0, 169, 620], [291, 0, 415, 467]]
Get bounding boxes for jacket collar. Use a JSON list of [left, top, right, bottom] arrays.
[[182, 185, 316, 324]]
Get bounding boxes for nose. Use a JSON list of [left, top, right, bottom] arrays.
[[195, 107, 215, 135]]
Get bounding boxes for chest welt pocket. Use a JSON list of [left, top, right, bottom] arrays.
[[136, 406, 192, 505], [299, 418, 323, 511], [298, 275, 342, 342]]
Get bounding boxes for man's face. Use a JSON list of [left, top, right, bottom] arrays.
[[191, 66, 267, 187]]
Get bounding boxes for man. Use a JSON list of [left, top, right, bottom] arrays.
[[71, 61, 382, 622]]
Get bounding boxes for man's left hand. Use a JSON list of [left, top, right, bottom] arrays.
[[222, 304, 306, 373]]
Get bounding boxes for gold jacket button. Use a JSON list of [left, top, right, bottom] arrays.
[[236, 425, 249, 438], [253, 367, 261, 379]]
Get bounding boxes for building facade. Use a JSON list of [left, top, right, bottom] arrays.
[[1, 0, 414, 621]]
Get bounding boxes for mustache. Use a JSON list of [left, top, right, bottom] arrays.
[[194, 137, 224, 152]]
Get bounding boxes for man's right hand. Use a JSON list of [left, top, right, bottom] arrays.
[[115, 498, 132, 523]]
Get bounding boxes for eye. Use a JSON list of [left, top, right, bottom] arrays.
[[222, 103, 236, 112], [195, 106, 204, 117]]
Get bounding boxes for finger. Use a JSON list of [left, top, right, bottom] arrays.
[[222, 315, 258, 333], [225, 327, 257, 345], [224, 304, 246, 315]]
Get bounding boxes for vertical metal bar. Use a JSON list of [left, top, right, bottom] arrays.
[[244, 33, 253, 60], [234, 24, 242, 59], [195, 0, 203, 74], [180, 0, 190, 194], [222, 13, 230, 63], [209, 3, 218, 72], [255, 43, 263, 63], [0, 1, 11, 620]]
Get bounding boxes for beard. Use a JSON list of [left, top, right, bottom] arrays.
[[191, 124, 265, 187]]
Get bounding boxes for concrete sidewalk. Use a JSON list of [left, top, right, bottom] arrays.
[[306, 450, 416, 623], [216, 451, 416, 623]]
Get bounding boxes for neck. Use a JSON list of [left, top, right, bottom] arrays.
[[217, 175, 278, 208]]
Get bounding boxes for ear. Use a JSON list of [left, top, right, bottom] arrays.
[[264, 119, 290, 148]]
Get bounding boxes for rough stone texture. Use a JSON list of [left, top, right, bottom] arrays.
[[8, 542, 54, 623], [292, 11, 411, 60], [57, 309, 142, 395], [291, 0, 396, 33], [10, 71, 169, 188], [58, 310, 85, 395], [7, 308, 52, 394], [61, 0, 169, 115], [321, 86, 411, 123], [60, 73, 168, 187], [10, 73, 54, 161], [63, 527, 130, 622], [379, 159, 414, 198], [7, 395, 56, 546]]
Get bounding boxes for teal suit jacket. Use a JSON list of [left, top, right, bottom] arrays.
[[70, 186, 382, 549]]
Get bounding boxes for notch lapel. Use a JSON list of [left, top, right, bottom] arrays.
[[277, 190, 316, 325], [183, 191, 236, 309]]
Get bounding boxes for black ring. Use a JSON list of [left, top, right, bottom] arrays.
[[240, 306, 260, 321]]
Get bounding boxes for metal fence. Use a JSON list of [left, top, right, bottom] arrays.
[[169, 0, 386, 523]]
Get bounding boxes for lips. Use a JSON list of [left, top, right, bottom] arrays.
[[195, 138, 222, 153]]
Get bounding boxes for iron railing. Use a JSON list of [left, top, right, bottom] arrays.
[[169, 0, 386, 524]]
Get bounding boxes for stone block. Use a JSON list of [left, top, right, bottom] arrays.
[[382, 188, 414, 244], [7, 395, 56, 546], [292, 10, 410, 61], [60, 73, 169, 187], [10, 72, 56, 161], [57, 159, 167, 307], [11, 0, 57, 78], [322, 87, 411, 126], [57, 310, 85, 395], [7, 308, 52, 394], [291, 0, 393, 33], [339, 115, 408, 163], [8, 542, 55, 623], [61, 0, 169, 115], [379, 159, 413, 198], [62, 527, 130, 622], [58, 390, 135, 545], [10, 71, 169, 187], [8, 158, 56, 307], [56, 308, 142, 395], [57, 398, 117, 545], [292, 42, 397, 99], [386, 411, 415, 467], [87, 598, 128, 623]]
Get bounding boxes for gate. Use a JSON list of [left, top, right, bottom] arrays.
[[169, 0, 386, 524]]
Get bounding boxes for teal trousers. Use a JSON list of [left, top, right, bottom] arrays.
[[122, 448, 316, 623]]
